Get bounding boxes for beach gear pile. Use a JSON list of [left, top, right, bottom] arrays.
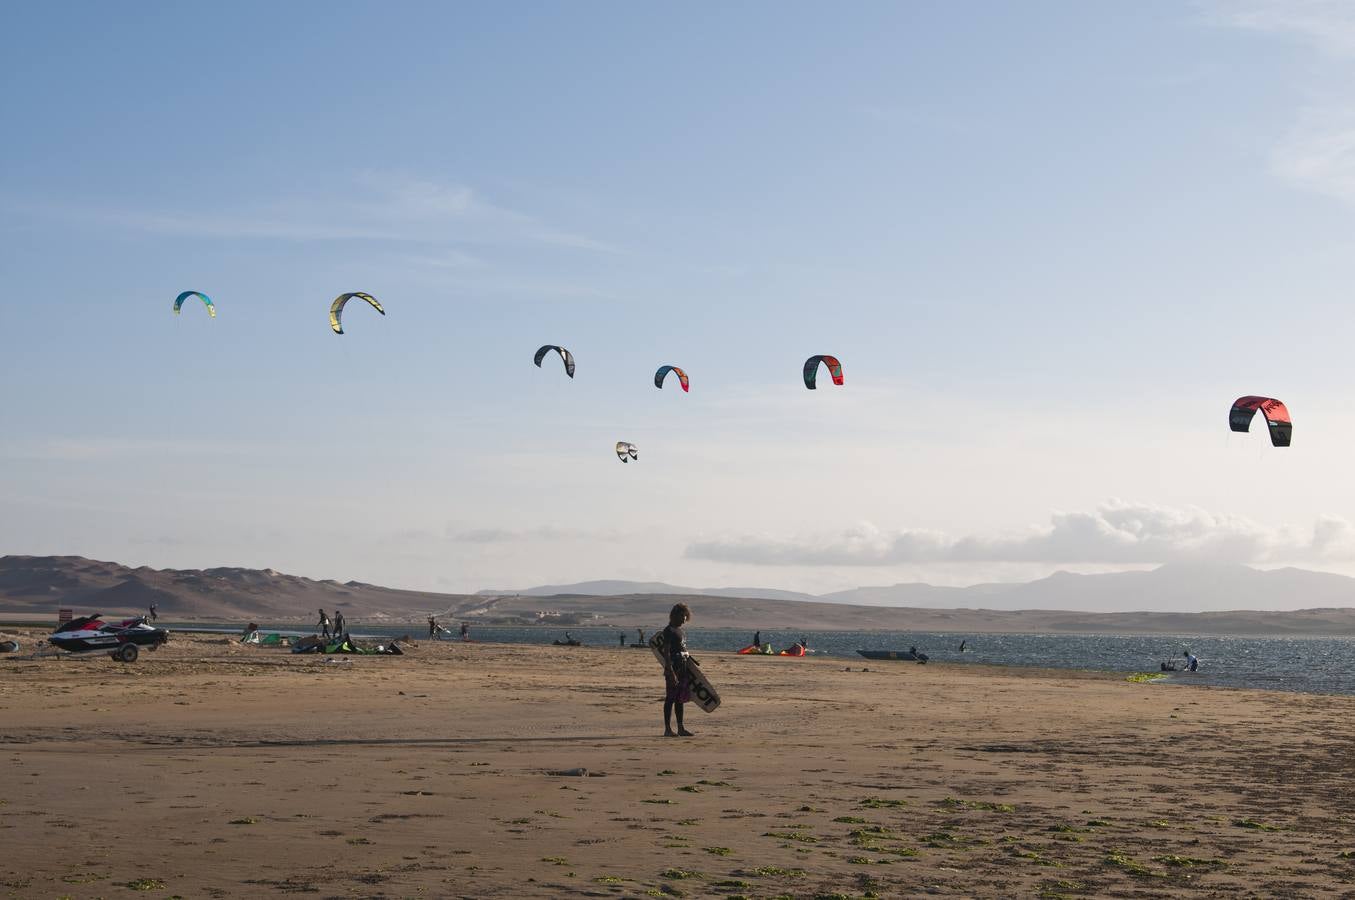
[[291, 634, 404, 655]]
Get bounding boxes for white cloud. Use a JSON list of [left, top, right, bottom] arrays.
[[11, 173, 616, 252], [1272, 108, 1355, 202], [1210, 2, 1355, 206], [1212, 0, 1355, 56], [685, 500, 1355, 566]]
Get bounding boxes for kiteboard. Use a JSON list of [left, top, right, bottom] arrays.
[[649, 631, 720, 713]]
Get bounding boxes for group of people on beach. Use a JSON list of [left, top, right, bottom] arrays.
[[317, 608, 346, 640], [427, 616, 470, 641]]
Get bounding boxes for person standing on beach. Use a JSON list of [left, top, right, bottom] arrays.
[[428, 616, 437, 639], [148, 602, 158, 622], [318, 609, 332, 639], [619, 631, 626, 647], [332, 609, 346, 639], [460, 622, 469, 641], [661, 603, 694, 738], [752, 630, 760, 648], [637, 627, 645, 645]]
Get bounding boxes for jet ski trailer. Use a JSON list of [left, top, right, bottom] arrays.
[[48, 614, 169, 662]]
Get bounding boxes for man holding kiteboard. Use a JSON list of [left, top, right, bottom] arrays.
[[660, 604, 695, 737]]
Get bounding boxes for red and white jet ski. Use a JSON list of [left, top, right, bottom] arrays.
[[49, 614, 169, 662]]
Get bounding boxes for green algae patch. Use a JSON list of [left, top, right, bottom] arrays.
[[763, 830, 818, 843], [1126, 672, 1166, 683], [1012, 848, 1062, 867], [1153, 855, 1226, 868], [1105, 851, 1161, 877], [938, 797, 1014, 813], [124, 879, 168, 891], [748, 866, 806, 878], [858, 797, 907, 809], [1233, 818, 1281, 831]]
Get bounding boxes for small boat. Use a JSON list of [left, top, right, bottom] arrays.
[[857, 649, 928, 663], [553, 639, 582, 647]]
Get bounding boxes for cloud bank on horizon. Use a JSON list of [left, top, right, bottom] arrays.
[[686, 500, 1355, 567]]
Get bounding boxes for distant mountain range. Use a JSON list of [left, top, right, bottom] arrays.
[[479, 563, 1355, 613], [6, 555, 1355, 635]]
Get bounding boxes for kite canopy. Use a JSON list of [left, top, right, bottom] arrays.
[[1229, 396, 1292, 447], [803, 355, 844, 390], [654, 365, 689, 392], [615, 441, 638, 463], [534, 345, 576, 378], [173, 291, 215, 318], [329, 292, 385, 334]]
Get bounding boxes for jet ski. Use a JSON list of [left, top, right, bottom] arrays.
[[49, 613, 168, 662]]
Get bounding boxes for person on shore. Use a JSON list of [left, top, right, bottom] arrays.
[[460, 622, 469, 641], [637, 627, 644, 645], [332, 610, 346, 639], [958, 639, 966, 652], [619, 631, 626, 647], [148, 603, 158, 622], [318, 609, 332, 639], [1184, 651, 1199, 672], [661, 603, 694, 738], [752, 630, 760, 648], [428, 616, 438, 639]]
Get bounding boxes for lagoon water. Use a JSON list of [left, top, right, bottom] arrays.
[[195, 622, 1355, 697]]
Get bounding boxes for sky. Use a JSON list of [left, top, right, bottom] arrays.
[[5, 1, 1355, 597]]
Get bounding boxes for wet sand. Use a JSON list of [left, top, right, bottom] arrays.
[[2, 632, 1354, 898]]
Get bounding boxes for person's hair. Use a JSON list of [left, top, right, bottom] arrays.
[[669, 603, 691, 627]]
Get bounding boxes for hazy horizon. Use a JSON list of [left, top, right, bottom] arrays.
[[7, 3, 1355, 603]]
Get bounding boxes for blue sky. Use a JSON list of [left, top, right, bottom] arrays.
[[5, 2, 1355, 596]]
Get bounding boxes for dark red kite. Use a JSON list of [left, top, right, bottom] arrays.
[[1229, 396, 1291, 447]]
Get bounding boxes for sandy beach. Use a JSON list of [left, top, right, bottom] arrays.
[[2, 633, 1354, 898]]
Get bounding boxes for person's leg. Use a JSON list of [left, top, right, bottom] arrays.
[[663, 699, 676, 735], [676, 702, 692, 736]]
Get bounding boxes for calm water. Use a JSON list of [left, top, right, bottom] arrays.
[[184, 622, 1355, 697]]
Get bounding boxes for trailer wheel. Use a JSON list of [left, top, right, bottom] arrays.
[[116, 644, 139, 663]]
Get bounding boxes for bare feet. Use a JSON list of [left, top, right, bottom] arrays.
[[664, 729, 678, 737], [678, 728, 694, 737]]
